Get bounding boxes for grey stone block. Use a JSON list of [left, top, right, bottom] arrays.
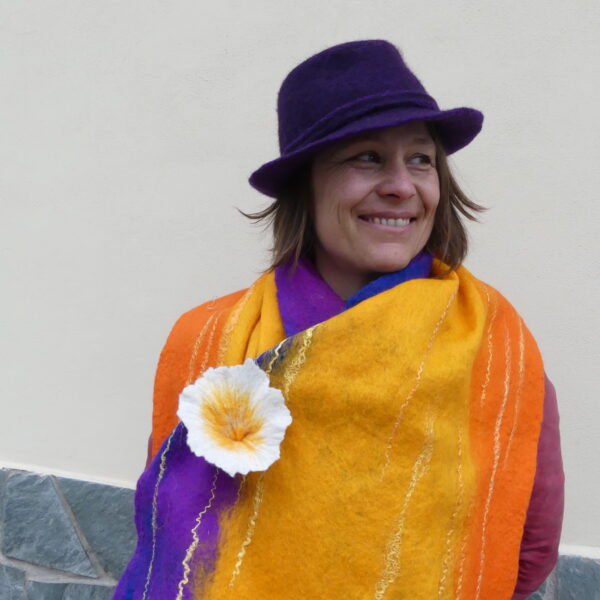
[[0, 470, 6, 520], [63, 583, 115, 600], [27, 581, 115, 600], [0, 469, 6, 502], [56, 476, 136, 579], [26, 582, 114, 600], [558, 555, 600, 600], [26, 581, 67, 600], [2, 472, 96, 577], [0, 564, 26, 600], [0, 469, 7, 524]]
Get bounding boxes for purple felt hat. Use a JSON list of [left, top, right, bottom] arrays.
[[249, 40, 483, 198]]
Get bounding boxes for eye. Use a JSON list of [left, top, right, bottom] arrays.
[[408, 153, 435, 169], [348, 150, 381, 165]]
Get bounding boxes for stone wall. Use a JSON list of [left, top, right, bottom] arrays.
[[1, 467, 598, 599], [0, 468, 135, 599]]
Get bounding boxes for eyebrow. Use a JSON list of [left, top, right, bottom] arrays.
[[410, 136, 435, 146], [344, 133, 435, 147], [326, 132, 435, 160]]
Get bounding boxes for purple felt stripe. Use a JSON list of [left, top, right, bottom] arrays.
[[275, 253, 433, 337], [275, 258, 344, 337], [113, 424, 240, 599]]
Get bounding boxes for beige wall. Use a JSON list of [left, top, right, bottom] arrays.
[[1, 1, 598, 547]]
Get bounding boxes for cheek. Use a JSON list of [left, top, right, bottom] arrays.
[[312, 182, 349, 234], [314, 208, 346, 253], [311, 166, 373, 242], [424, 180, 441, 215], [311, 199, 335, 248], [427, 198, 440, 218]]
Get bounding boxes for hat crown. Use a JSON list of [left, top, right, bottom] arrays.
[[249, 39, 483, 197], [277, 40, 435, 153]]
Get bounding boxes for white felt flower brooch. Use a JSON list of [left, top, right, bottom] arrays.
[[177, 358, 292, 477]]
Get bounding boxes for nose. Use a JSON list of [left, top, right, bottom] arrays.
[[375, 162, 416, 201]]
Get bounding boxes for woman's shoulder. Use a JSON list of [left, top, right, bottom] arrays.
[[457, 265, 526, 320], [459, 267, 548, 374], [157, 290, 246, 390], [163, 271, 276, 355], [169, 288, 248, 337], [456, 266, 546, 361], [150, 287, 249, 456]]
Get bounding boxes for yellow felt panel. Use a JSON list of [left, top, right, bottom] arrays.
[[200, 267, 486, 599], [221, 271, 286, 366]]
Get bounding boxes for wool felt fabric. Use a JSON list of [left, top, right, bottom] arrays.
[[117, 262, 545, 599], [275, 254, 563, 599], [150, 281, 285, 458], [274, 252, 432, 337]]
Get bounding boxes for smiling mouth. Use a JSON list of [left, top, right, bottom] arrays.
[[360, 216, 416, 227]]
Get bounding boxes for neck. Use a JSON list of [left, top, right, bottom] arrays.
[[313, 255, 373, 301]]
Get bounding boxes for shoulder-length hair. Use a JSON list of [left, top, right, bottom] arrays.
[[243, 131, 484, 272]]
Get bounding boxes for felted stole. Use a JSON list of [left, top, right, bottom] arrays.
[[123, 261, 544, 600]]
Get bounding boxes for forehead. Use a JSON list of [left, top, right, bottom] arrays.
[[321, 121, 435, 157]]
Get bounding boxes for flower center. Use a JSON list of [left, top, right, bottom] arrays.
[[201, 385, 265, 451]]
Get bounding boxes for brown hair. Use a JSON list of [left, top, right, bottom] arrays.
[[242, 134, 484, 272]]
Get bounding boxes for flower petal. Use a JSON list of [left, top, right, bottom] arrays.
[[177, 358, 292, 477]]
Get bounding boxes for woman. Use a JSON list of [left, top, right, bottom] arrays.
[[115, 40, 563, 600]]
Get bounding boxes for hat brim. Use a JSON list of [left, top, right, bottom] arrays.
[[249, 106, 483, 198]]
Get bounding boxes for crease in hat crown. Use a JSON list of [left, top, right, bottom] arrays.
[[249, 39, 483, 198], [283, 90, 438, 153]]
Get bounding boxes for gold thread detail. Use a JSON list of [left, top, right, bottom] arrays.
[[229, 472, 266, 588], [283, 326, 315, 396], [374, 414, 436, 600], [186, 313, 217, 385], [199, 309, 223, 373], [437, 426, 465, 599], [382, 289, 457, 476], [235, 474, 247, 505], [265, 339, 286, 377], [454, 499, 473, 600], [216, 284, 254, 366], [175, 469, 220, 600], [479, 285, 497, 410], [455, 284, 497, 599], [474, 324, 512, 600], [503, 317, 525, 467], [141, 429, 175, 600]]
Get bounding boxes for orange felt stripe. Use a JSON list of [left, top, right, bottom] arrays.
[[455, 285, 544, 599], [151, 288, 247, 457]]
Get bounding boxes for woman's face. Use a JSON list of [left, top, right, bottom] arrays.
[[310, 121, 440, 299]]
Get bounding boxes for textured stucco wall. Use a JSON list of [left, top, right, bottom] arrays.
[[1, 0, 598, 548]]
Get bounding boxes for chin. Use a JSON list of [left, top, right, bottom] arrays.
[[368, 257, 412, 274]]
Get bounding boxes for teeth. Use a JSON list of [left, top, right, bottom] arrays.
[[367, 217, 410, 227]]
